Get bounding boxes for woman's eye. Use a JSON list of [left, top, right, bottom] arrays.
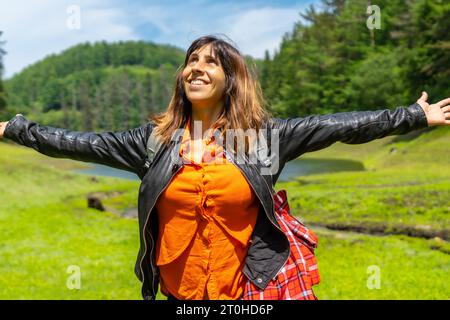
[[187, 57, 217, 65]]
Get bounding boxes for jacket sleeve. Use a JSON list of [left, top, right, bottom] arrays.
[[274, 103, 429, 163], [3, 114, 152, 176]]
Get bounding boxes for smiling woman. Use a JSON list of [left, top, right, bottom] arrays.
[[148, 35, 274, 300]]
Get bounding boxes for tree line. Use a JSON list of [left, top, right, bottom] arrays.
[[259, 0, 449, 117]]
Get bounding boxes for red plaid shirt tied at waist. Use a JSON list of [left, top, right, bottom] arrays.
[[241, 189, 320, 300]]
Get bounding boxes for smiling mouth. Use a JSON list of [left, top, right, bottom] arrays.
[[188, 78, 209, 86]]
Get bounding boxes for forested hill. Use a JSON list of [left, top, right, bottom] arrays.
[[4, 41, 186, 131], [258, 0, 449, 118]]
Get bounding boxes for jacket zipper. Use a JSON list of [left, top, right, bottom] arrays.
[[139, 161, 183, 298], [224, 149, 290, 281], [256, 163, 291, 280]]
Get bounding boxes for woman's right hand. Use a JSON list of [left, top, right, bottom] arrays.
[[1, 114, 24, 138], [0, 121, 8, 138]]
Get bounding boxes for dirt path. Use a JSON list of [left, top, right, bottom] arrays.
[[308, 222, 449, 241]]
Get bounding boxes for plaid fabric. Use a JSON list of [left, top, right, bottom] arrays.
[[240, 189, 320, 300]]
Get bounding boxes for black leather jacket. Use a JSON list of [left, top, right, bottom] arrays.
[[3, 103, 428, 300]]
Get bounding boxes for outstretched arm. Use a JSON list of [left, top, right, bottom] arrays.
[[1, 114, 153, 178], [275, 93, 449, 163]]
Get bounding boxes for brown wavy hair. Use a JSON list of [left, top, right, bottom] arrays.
[[150, 34, 271, 150]]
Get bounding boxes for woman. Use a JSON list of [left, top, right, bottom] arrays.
[[0, 35, 449, 300]]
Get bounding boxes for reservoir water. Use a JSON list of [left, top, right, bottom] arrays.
[[73, 157, 364, 182]]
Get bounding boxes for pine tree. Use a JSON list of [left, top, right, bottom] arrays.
[[119, 68, 133, 129], [0, 31, 7, 115], [411, 0, 450, 100], [79, 80, 94, 131], [136, 72, 154, 124]]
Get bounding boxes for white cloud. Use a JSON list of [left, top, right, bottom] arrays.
[[0, 0, 138, 78], [222, 7, 302, 58], [134, 3, 306, 58]]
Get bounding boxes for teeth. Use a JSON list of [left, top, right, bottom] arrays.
[[191, 79, 207, 85]]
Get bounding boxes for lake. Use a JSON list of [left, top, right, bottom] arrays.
[[72, 158, 365, 182]]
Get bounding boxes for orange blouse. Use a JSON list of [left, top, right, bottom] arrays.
[[154, 119, 260, 300]]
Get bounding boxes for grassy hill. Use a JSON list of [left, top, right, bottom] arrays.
[[0, 142, 143, 299]]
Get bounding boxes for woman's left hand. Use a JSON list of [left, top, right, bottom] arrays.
[[416, 91, 450, 126]]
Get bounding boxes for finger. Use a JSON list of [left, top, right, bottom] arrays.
[[437, 97, 450, 107], [442, 105, 450, 113], [418, 91, 428, 102]]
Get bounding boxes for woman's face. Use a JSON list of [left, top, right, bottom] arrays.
[[182, 44, 226, 109]]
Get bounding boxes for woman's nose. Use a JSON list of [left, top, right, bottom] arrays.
[[192, 67, 204, 75], [192, 60, 207, 73]]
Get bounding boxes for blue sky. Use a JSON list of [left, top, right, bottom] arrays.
[[0, 0, 319, 79]]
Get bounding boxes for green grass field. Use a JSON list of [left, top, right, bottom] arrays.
[[0, 125, 448, 299]]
